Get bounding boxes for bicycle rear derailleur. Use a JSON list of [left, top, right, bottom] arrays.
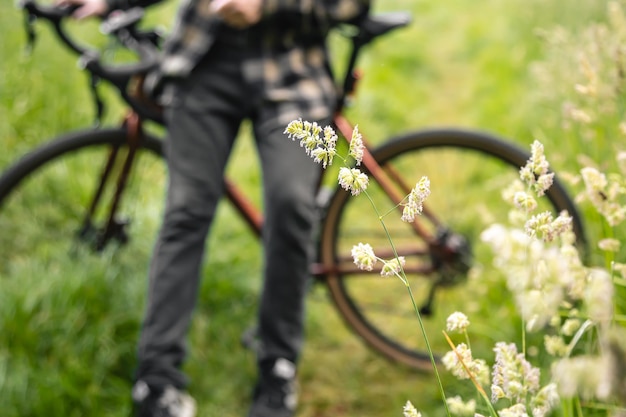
[[419, 228, 472, 315]]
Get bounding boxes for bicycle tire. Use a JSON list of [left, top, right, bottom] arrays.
[[319, 128, 586, 371], [0, 127, 166, 278]]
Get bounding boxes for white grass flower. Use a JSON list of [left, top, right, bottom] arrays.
[[525, 211, 572, 242], [529, 140, 550, 175], [502, 180, 525, 206], [598, 238, 620, 252], [530, 383, 559, 417], [402, 400, 421, 417], [514, 191, 538, 212], [348, 125, 364, 165], [284, 119, 322, 155], [552, 355, 613, 400], [337, 167, 369, 196], [445, 396, 476, 416], [519, 140, 555, 196], [548, 211, 573, 240], [580, 167, 608, 204], [481, 222, 585, 330], [580, 167, 626, 226], [380, 257, 405, 277], [285, 119, 337, 167], [446, 311, 470, 333], [524, 211, 552, 238], [323, 125, 337, 149], [498, 403, 529, 417], [613, 262, 626, 279], [351, 243, 377, 271], [560, 318, 581, 336], [491, 342, 541, 403], [569, 108, 593, 124], [311, 146, 335, 169], [585, 267, 614, 324], [536, 173, 554, 195], [402, 177, 431, 222], [439, 338, 491, 383], [544, 335, 568, 357]]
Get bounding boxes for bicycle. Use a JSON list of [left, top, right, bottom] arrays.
[[1, 0, 587, 371]]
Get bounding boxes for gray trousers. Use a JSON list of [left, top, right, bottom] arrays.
[[134, 44, 331, 389]]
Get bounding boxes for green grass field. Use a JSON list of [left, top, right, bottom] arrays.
[[0, 1, 621, 416]]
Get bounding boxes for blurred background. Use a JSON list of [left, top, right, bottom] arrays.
[[0, 0, 621, 416]]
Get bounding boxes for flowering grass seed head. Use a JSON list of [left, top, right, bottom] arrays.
[[284, 119, 336, 167], [284, 119, 322, 154], [519, 140, 555, 197], [380, 256, 406, 277], [402, 401, 421, 417], [349, 125, 364, 165], [351, 242, 377, 271], [513, 191, 538, 212], [524, 210, 572, 242], [338, 167, 369, 195], [445, 396, 476, 416], [491, 342, 541, 404], [598, 237, 621, 252], [552, 354, 613, 401], [446, 311, 470, 333], [402, 177, 431, 222], [442, 343, 489, 383], [498, 403, 529, 417], [530, 383, 559, 417], [580, 166, 626, 226], [544, 334, 568, 357]]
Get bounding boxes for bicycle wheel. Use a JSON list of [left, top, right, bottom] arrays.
[[320, 128, 585, 370], [0, 128, 166, 279]]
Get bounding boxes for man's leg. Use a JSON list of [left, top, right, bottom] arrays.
[[134, 51, 250, 391], [245, 114, 330, 417], [254, 120, 326, 366]]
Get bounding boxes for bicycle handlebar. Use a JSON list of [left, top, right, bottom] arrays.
[[18, 0, 412, 124], [20, 0, 88, 56], [19, 0, 165, 124]]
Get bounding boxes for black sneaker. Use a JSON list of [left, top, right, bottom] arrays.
[[132, 380, 196, 417], [247, 358, 298, 417]]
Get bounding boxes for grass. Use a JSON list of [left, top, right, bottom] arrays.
[[0, 0, 619, 416]]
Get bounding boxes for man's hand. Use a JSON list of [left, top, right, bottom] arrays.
[[56, 0, 109, 19], [210, 0, 263, 29]]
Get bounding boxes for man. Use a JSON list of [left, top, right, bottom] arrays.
[[57, 0, 370, 416]]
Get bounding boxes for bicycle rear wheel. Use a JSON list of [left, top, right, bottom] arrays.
[[0, 128, 166, 279], [320, 128, 585, 370]]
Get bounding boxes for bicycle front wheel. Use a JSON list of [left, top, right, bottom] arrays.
[[0, 128, 166, 279], [320, 128, 585, 370]]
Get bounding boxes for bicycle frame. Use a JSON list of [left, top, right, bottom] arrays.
[[21, 1, 443, 278], [112, 15, 442, 279]]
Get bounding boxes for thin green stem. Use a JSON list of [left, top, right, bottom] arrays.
[[521, 318, 526, 357], [574, 396, 583, 417], [405, 285, 450, 417], [361, 190, 451, 417], [561, 398, 572, 417], [463, 330, 471, 351]]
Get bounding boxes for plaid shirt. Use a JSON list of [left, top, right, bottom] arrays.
[[106, 0, 370, 123]]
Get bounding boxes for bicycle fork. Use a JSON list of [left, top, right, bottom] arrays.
[[78, 113, 143, 251]]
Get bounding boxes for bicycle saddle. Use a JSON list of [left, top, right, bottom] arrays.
[[358, 12, 412, 44]]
